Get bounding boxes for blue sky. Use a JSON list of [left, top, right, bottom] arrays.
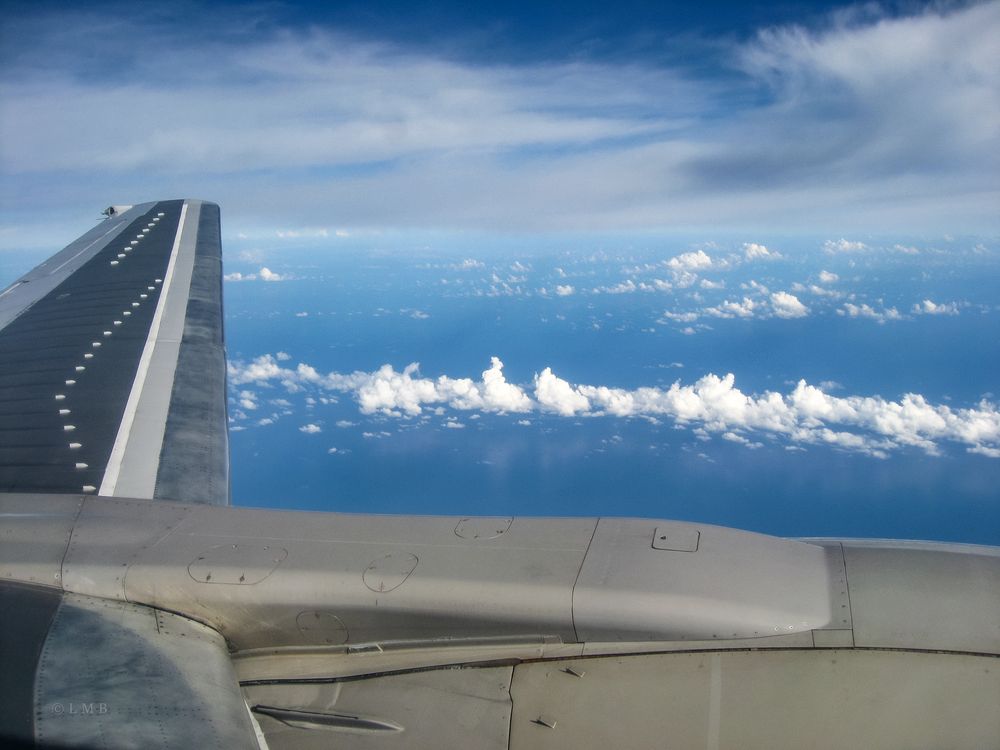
[[1, 1, 998, 244]]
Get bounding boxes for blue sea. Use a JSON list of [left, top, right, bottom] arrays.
[[219, 232, 1000, 545]]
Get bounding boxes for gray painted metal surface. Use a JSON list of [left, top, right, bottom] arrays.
[[245, 667, 513, 750], [4, 496, 1000, 748], [33, 593, 258, 749], [11, 495, 846, 650], [573, 518, 833, 641], [508, 650, 1000, 749], [0, 582, 63, 743], [154, 202, 230, 505]]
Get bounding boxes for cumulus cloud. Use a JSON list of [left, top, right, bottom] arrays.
[[818, 270, 839, 284], [839, 302, 903, 323], [259, 267, 286, 282], [743, 243, 780, 260], [554, 284, 575, 296], [224, 268, 287, 282], [912, 299, 959, 316], [299, 423, 322, 434], [534, 368, 592, 415], [666, 250, 713, 271], [237, 390, 259, 410], [770, 291, 809, 318], [704, 297, 758, 319], [228, 354, 1000, 458]]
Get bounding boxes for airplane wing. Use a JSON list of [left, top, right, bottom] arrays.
[[1, 202, 998, 750], [0, 200, 228, 504]]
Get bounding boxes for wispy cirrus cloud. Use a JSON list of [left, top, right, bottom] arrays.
[[1, 2, 998, 239], [228, 354, 1000, 459]]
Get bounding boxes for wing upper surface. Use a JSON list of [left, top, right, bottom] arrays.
[[0, 199, 229, 504]]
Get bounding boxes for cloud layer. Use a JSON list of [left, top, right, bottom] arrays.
[[229, 355, 1000, 459], [2, 2, 998, 234]]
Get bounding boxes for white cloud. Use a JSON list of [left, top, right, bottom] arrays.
[[1, 4, 998, 236], [224, 271, 257, 282], [595, 279, 639, 294], [259, 267, 286, 282], [276, 228, 329, 239], [555, 284, 575, 296], [794, 282, 842, 299], [534, 368, 592, 416], [299, 423, 322, 434], [660, 311, 700, 323], [276, 352, 292, 361], [254, 356, 533, 416], [743, 242, 780, 260], [770, 291, 809, 319], [409, 309, 430, 319], [824, 239, 869, 254], [444, 421, 465, 429], [224, 267, 287, 282], [839, 302, 903, 323], [666, 250, 713, 271], [228, 355, 1000, 458], [336, 420, 357, 428], [912, 299, 959, 316], [704, 297, 758, 319], [237, 390, 259, 410], [818, 270, 839, 284]]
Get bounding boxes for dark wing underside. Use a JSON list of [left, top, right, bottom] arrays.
[[0, 200, 228, 504]]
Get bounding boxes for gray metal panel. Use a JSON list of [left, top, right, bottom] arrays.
[[0, 581, 63, 744], [509, 650, 1000, 750], [0, 493, 81, 587], [845, 544, 1000, 654], [155, 201, 230, 506], [62, 496, 189, 601], [33, 593, 259, 749], [244, 666, 513, 750], [122, 506, 595, 649], [572, 519, 834, 642]]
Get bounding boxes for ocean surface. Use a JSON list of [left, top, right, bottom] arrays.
[[219, 232, 1000, 544]]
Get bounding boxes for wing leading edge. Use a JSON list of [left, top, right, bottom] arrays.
[[0, 199, 228, 504]]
